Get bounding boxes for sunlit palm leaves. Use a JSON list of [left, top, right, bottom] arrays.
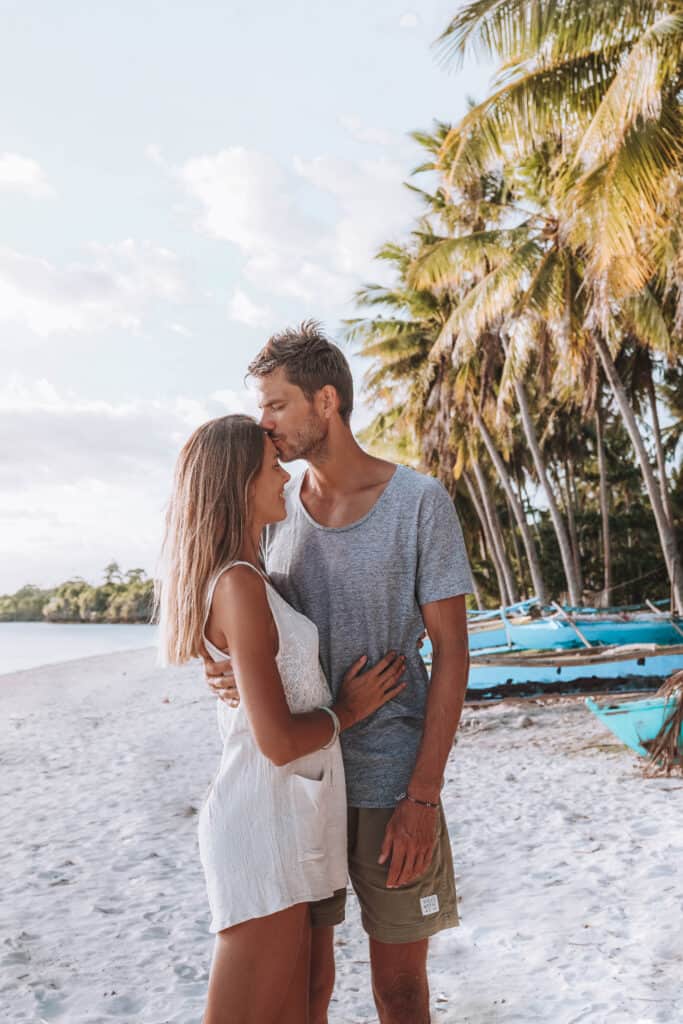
[[434, 0, 683, 294]]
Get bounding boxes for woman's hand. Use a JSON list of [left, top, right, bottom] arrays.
[[333, 652, 407, 732]]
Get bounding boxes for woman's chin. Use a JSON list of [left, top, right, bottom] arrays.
[[266, 505, 288, 525]]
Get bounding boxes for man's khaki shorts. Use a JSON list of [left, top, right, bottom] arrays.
[[310, 803, 459, 944]]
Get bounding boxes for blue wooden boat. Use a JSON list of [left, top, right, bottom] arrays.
[[585, 693, 683, 758], [439, 643, 683, 697], [464, 613, 683, 653]]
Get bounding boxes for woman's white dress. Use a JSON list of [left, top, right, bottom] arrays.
[[198, 561, 347, 932]]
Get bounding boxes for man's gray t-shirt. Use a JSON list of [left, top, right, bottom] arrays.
[[264, 464, 474, 807]]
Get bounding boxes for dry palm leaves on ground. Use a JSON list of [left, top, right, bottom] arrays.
[[643, 671, 683, 777]]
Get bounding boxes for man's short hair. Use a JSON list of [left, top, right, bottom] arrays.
[[247, 320, 354, 424]]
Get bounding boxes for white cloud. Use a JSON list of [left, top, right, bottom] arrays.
[[292, 154, 419, 277], [167, 321, 193, 337], [338, 115, 398, 147], [144, 143, 166, 167], [177, 146, 420, 306], [0, 240, 184, 337], [399, 12, 419, 29], [0, 153, 55, 198], [0, 375, 256, 489], [0, 376, 259, 591], [229, 288, 271, 328], [178, 147, 318, 252]]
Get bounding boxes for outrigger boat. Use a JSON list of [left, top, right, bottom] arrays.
[[420, 643, 683, 700], [585, 692, 683, 759], [442, 598, 683, 654]]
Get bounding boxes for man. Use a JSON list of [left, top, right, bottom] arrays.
[[205, 321, 472, 1023]]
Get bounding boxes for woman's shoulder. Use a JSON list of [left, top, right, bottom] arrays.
[[213, 562, 267, 604]]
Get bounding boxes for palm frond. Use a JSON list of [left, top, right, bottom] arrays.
[[621, 288, 672, 356], [574, 13, 683, 169]]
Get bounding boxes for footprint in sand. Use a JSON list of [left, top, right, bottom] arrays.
[[140, 925, 170, 939], [34, 987, 66, 1020], [105, 994, 144, 1016], [174, 963, 199, 981]]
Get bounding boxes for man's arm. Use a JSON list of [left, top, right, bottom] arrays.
[[379, 594, 469, 888]]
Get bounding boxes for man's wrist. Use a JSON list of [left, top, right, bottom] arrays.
[[396, 790, 440, 809], [405, 779, 442, 805]]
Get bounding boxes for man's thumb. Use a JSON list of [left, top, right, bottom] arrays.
[[378, 830, 392, 865]]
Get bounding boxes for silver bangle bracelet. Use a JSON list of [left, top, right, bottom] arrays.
[[319, 705, 340, 749]]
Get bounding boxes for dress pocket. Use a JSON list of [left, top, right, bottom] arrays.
[[289, 767, 329, 862]]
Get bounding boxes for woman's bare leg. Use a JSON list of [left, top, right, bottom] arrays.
[[203, 902, 310, 1024], [279, 907, 311, 1023]]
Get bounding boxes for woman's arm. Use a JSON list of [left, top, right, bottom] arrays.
[[208, 566, 405, 766]]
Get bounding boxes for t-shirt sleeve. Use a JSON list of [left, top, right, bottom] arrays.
[[416, 480, 474, 606]]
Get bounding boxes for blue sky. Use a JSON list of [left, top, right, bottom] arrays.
[[1, 1, 494, 592]]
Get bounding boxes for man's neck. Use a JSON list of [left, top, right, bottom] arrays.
[[304, 430, 381, 496]]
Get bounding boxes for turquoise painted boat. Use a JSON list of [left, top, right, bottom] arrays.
[[423, 643, 683, 698], [463, 613, 683, 653], [585, 694, 683, 758], [419, 615, 683, 659]]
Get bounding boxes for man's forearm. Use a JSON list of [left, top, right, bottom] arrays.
[[408, 645, 469, 802]]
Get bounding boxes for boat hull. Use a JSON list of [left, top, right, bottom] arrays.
[[585, 695, 683, 757], [466, 618, 683, 652]]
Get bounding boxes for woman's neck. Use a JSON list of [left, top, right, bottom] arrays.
[[238, 522, 263, 565]]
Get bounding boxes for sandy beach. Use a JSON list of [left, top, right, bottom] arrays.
[[1, 649, 681, 1024]]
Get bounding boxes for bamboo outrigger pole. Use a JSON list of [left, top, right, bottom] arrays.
[[550, 601, 593, 648]]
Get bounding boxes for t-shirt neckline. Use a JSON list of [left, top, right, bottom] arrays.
[[295, 464, 403, 533]]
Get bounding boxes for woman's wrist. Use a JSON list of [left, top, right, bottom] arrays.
[[330, 702, 354, 733]]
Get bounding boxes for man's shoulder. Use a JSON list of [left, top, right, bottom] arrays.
[[392, 464, 449, 502]]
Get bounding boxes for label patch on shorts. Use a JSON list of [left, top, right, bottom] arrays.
[[420, 894, 439, 916]]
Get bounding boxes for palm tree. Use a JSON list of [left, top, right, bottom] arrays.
[[347, 228, 548, 604], [435, 0, 683, 297], [411, 122, 683, 608]]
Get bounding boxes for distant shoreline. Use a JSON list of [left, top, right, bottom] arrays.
[[0, 619, 153, 625]]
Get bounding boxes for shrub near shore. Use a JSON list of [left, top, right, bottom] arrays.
[[0, 563, 153, 624]]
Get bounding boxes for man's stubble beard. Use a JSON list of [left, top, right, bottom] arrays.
[[282, 412, 329, 463]]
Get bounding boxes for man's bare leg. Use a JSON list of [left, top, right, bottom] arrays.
[[370, 937, 430, 1024], [309, 925, 336, 1024]]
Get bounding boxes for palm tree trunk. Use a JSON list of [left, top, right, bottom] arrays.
[[594, 332, 683, 612], [502, 347, 583, 605], [564, 455, 584, 598], [463, 469, 509, 606], [472, 407, 547, 602], [595, 403, 613, 607], [504, 490, 527, 594], [645, 352, 673, 528], [470, 459, 519, 605]]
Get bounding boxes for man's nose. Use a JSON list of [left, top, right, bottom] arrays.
[[259, 411, 273, 431]]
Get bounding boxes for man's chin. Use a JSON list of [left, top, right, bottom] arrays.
[[274, 445, 300, 463]]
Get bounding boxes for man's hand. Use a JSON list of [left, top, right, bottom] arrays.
[[378, 799, 439, 889], [204, 657, 240, 707]]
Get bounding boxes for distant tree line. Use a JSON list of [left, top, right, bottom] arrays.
[[0, 562, 154, 623]]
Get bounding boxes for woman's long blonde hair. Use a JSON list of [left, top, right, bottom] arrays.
[[157, 414, 265, 665]]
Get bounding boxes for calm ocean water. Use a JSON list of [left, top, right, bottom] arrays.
[[0, 622, 159, 675]]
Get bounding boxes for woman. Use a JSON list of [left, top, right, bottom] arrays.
[[158, 414, 406, 1024]]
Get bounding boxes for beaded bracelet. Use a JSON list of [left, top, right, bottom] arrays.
[[396, 791, 439, 809]]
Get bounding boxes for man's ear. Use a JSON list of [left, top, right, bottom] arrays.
[[318, 384, 340, 420]]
